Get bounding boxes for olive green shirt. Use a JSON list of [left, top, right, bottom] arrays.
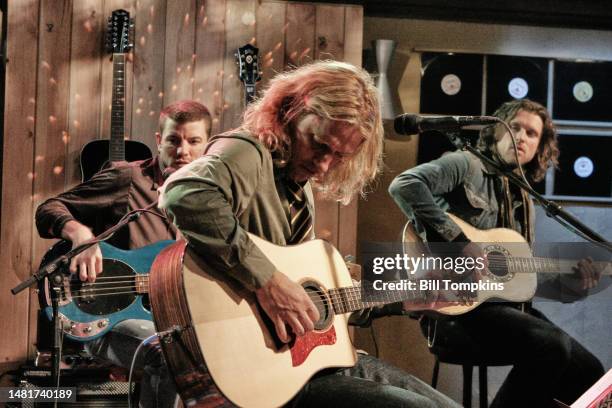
[[159, 133, 314, 291]]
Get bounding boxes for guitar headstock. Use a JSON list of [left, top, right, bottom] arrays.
[[105, 9, 133, 54], [236, 44, 262, 86]]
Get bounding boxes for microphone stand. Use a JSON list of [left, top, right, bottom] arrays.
[[445, 131, 612, 252], [11, 201, 160, 389]]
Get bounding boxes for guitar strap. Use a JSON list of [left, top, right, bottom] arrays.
[[500, 176, 533, 244], [500, 176, 532, 315]]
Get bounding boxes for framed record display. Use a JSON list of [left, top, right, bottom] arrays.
[[552, 60, 612, 125], [549, 130, 612, 202], [420, 53, 484, 116], [485, 55, 549, 114]]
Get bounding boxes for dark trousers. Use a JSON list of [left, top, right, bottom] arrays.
[[424, 304, 604, 408]]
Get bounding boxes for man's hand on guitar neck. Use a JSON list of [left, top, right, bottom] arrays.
[[571, 257, 602, 291], [255, 271, 320, 343], [61, 220, 103, 282]]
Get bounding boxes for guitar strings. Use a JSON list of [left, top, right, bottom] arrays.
[[69, 279, 143, 286], [61, 255, 606, 288], [68, 290, 144, 300], [62, 283, 379, 311], [73, 275, 149, 280], [66, 285, 141, 293], [63, 255, 608, 306], [64, 284, 435, 313], [62, 277, 431, 309]]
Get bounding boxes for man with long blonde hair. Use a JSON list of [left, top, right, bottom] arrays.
[[161, 60, 460, 407]]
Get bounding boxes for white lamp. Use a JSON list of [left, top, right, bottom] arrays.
[[373, 39, 398, 120]]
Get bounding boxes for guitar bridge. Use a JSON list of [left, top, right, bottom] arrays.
[[60, 314, 110, 339]]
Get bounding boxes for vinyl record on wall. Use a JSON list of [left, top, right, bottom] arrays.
[[552, 132, 612, 199], [486, 55, 549, 114], [553, 60, 612, 123], [420, 53, 484, 116]]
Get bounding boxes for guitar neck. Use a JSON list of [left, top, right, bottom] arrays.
[[329, 257, 610, 315], [135, 274, 149, 294], [110, 53, 126, 162], [507, 256, 611, 275], [245, 83, 256, 105], [329, 282, 426, 315]]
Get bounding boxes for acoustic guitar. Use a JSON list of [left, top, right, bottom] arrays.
[[149, 235, 436, 408], [79, 9, 151, 181], [148, 219, 609, 407], [402, 213, 611, 315]]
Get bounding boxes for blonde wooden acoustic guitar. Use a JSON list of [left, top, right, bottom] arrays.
[[149, 219, 608, 407]]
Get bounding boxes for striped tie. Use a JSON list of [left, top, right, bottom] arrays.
[[286, 180, 313, 244]]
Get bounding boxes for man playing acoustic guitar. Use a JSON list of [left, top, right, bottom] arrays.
[[36, 99, 211, 408], [160, 61, 460, 407], [389, 99, 605, 408]]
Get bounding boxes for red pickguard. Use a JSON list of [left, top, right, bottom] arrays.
[[290, 326, 337, 367]]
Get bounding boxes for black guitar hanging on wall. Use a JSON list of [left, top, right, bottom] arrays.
[[236, 43, 262, 105], [79, 9, 152, 181]]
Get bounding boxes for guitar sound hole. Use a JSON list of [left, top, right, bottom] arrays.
[[303, 281, 332, 331], [487, 251, 509, 277], [72, 259, 136, 315]]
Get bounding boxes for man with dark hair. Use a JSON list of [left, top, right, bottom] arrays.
[[389, 99, 604, 407], [35, 99, 212, 408], [37, 99, 211, 279]]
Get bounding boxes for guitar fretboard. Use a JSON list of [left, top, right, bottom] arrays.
[[502, 256, 610, 275], [328, 282, 427, 315], [110, 53, 126, 162]]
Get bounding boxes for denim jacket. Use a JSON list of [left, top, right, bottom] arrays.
[[388, 150, 534, 242]]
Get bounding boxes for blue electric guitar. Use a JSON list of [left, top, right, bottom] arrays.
[[38, 239, 174, 342]]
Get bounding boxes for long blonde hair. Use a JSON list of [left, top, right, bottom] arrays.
[[240, 60, 383, 204]]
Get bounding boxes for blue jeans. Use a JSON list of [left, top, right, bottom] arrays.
[[290, 354, 460, 408], [85, 319, 178, 408]]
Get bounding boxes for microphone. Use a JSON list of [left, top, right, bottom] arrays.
[[394, 114, 499, 135]]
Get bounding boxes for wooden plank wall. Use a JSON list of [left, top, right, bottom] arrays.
[[0, 0, 363, 368]]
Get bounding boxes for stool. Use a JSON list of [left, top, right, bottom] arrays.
[[422, 317, 513, 408], [431, 353, 502, 408]]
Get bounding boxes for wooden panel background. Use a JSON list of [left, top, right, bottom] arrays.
[[0, 0, 363, 368]]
